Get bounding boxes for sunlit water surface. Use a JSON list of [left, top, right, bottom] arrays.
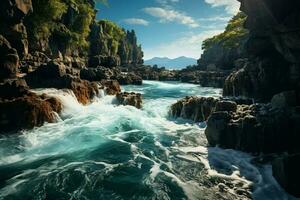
[[0, 81, 296, 200]]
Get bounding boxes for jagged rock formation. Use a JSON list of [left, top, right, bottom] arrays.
[[116, 92, 142, 109], [224, 0, 300, 102], [0, 0, 144, 133], [89, 20, 143, 67], [170, 97, 220, 122], [0, 79, 62, 132]]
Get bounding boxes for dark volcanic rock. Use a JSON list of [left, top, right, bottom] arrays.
[[0, 79, 29, 98], [116, 92, 142, 109], [0, 35, 19, 79], [25, 61, 99, 104], [205, 98, 300, 154], [170, 96, 219, 122], [224, 0, 300, 102], [88, 55, 120, 68], [0, 78, 62, 133], [272, 154, 300, 197], [116, 73, 143, 85], [0, 93, 62, 133]]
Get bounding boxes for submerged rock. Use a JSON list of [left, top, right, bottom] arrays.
[[116, 92, 142, 109]]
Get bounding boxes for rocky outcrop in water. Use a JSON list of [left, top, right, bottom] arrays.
[[116, 92, 142, 109], [0, 79, 62, 132], [170, 96, 219, 122]]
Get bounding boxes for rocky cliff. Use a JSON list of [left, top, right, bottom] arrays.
[[170, 0, 300, 197], [0, 0, 144, 132], [224, 0, 300, 102], [198, 12, 248, 71]]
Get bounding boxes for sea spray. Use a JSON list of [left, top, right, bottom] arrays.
[[0, 81, 296, 200]]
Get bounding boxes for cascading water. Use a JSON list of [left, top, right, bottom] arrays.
[[0, 81, 296, 200]]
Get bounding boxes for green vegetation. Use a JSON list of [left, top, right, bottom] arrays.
[[97, 20, 126, 55], [26, 0, 96, 53], [202, 12, 248, 51]]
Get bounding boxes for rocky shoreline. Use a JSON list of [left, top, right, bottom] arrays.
[[169, 0, 300, 197]]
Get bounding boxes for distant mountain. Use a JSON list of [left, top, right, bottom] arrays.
[[144, 56, 197, 69]]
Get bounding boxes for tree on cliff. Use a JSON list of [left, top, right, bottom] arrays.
[[202, 12, 248, 51], [197, 12, 249, 70]]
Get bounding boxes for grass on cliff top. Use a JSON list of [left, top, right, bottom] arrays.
[[202, 12, 249, 50]]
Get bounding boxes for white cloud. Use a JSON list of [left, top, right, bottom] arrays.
[[198, 16, 231, 22], [143, 7, 199, 28], [122, 18, 149, 26], [204, 0, 240, 14], [144, 29, 224, 59]]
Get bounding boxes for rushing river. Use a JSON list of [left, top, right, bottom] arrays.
[[0, 81, 296, 200]]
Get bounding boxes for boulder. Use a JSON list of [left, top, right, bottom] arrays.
[[116, 92, 142, 109], [101, 80, 121, 95], [0, 93, 62, 133]]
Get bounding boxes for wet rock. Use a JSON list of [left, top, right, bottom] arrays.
[[170, 96, 219, 122], [101, 80, 121, 95], [205, 111, 231, 146], [205, 103, 300, 153], [116, 92, 142, 109], [25, 62, 99, 104], [0, 93, 62, 133], [272, 154, 300, 197]]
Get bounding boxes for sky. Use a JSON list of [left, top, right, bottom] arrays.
[[96, 0, 240, 60]]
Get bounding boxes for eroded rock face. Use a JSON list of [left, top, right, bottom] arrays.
[[224, 0, 300, 102], [0, 79, 62, 133], [25, 61, 99, 104], [0, 35, 19, 80], [205, 95, 300, 154], [116, 92, 142, 109], [170, 96, 219, 122], [0, 0, 32, 57], [0, 93, 62, 133]]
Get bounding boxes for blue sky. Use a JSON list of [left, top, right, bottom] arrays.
[[96, 0, 240, 59]]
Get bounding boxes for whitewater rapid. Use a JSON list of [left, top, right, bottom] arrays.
[[0, 81, 297, 200]]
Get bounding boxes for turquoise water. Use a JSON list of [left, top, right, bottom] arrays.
[[0, 81, 295, 200]]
